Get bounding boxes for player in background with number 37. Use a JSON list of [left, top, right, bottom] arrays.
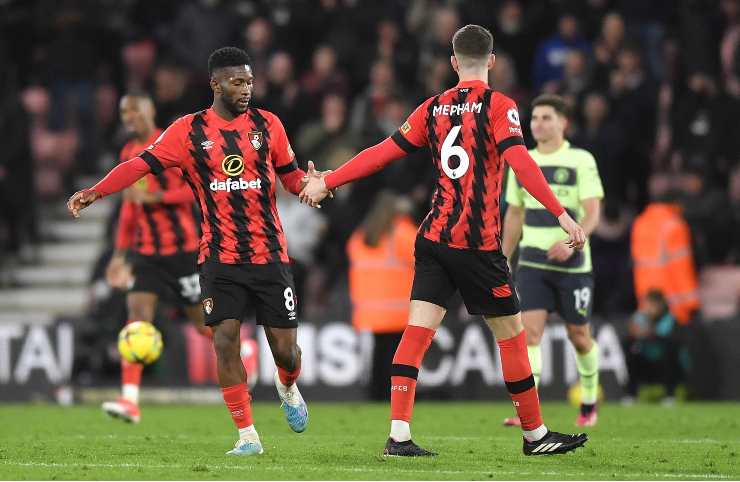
[[502, 94, 604, 428], [101, 93, 211, 425], [301, 25, 588, 456]]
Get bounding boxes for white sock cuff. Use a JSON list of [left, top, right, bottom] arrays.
[[523, 424, 548, 442], [238, 425, 259, 442], [390, 419, 411, 442], [122, 384, 139, 404]]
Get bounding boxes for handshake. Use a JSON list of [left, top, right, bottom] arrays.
[[298, 160, 334, 208]]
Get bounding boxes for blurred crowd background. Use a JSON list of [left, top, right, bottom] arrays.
[[1, 0, 740, 398]]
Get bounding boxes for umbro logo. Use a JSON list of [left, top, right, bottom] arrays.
[[201, 140, 215, 150]]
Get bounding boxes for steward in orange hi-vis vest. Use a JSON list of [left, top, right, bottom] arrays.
[[631, 203, 700, 324], [348, 216, 417, 333]]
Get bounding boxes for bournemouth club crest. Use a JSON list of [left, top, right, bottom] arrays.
[[203, 298, 213, 315], [249, 131, 263, 150]]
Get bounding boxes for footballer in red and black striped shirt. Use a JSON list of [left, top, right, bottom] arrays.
[[115, 127, 199, 258], [68, 47, 311, 454], [102, 93, 208, 426], [300, 25, 587, 457]]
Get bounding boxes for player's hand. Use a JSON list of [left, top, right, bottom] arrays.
[[106, 252, 132, 289], [557, 211, 586, 250], [547, 240, 574, 262], [67, 189, 101, 218], [300, 160, 334, 201], [299, 161, 331, 208]]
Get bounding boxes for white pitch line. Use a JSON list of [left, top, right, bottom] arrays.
[[1, 460, 733, 479]]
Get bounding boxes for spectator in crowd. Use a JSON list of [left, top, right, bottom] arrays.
[[259, 51, 300, 133], [415, 5, 460, 87], [346, 191, 416, 401], [676, 167, 732, 266], [242, 17, 276, 99], [556, 50, 591, 101], [590, 200, 635, 315], [533, 13, 590, 90], [121, 39, 157, 93], [350, 60, 402, 146], [631, 175, 700, 325], [488, 52, 528, 107], [296, 94, 357, 172], [152, 62, 200, 128], [298, 45, 350, 124], [671, 73, 722, 176], [354, 18, 418, 93], [493, 0, 538, 87], [166, 0, 240, 77], [622, 289, 685, 405], [609, 44, 657, 209], [572, 91, 625, 203], [592, 12, 626, 89]]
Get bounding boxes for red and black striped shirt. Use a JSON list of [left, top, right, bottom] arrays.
[[115, 130, 199, 256], [134, 107, 299, 265], [391, 80, 525, 251]]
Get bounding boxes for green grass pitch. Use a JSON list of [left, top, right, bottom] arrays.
[[1, 402, 738, 480]]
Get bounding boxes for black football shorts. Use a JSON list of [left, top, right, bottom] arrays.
[[129, 251, 201, 306], [515, 265, 594, 325], [198, 259, 298, 328], [410, 236, 520, 316]]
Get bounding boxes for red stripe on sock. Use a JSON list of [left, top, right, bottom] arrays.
[[497, 330, 543, 431], [390, 325, 435, 422], [222, 383, 253, 429], [278, 365, 301, 387]]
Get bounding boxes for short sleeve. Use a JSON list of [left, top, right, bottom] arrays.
[[268, 114, 299, 175], [491, 94, 525, 154], [576, 151, 604, 200], [505, 167, 524, 207], [390, 98, 430, 153], [138, 117, 188, 174]]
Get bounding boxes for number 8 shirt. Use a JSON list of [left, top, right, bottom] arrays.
[[139, 107, 306, 327]]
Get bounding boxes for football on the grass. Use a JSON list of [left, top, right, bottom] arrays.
[[118, 321, 163, 365]]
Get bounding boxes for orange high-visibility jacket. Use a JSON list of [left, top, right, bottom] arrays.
[[631, 203, 700, 324], [347, 216, 417, 333]]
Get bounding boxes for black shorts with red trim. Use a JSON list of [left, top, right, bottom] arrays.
[[198, 259, 298, 328], [129, 251, 200, 306], [410, 236, 520, 316]]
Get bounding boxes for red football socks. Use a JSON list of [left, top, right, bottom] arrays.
[[390, 325, 435, 422], [278, 365, 301, 387], [121, 321, 143, 385], [222, 383, 253, 429], [497, 330, 544, 431], [121, 358, 143, 385]]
